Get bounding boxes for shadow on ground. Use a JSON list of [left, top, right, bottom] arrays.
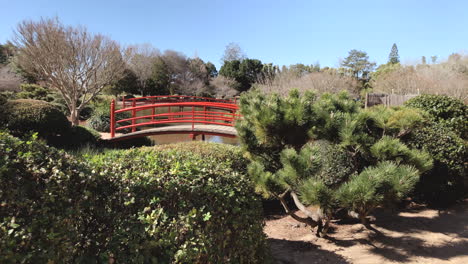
[[268, 238, 350, 264], [266, 200, 468, 264], [326, 201, 468, 263]]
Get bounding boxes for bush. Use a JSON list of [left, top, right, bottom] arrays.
[[238, 90, 432, 236], [313, 140, 356, 187], [15, 84, 70, 116], [16, 84, 50, 101], [402, 122, 467, 205], [0, 134, 267, 263], [102, 136, 153, 149], [0, 132, 111, 263], [87, 100, 131, 132], [405, 94, 467, 138], [48, 125, 102, 149], [0, 99, 70, 137]]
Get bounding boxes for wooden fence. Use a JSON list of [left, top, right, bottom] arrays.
[[365, 93, 419, 108]]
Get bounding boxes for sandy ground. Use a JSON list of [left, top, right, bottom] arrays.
[[265, 201, 468, 264]]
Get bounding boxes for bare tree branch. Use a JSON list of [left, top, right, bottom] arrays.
[[14, 17, 125, 125]]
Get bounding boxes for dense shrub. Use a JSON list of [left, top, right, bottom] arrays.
[[87, 100, 131, 132], [313, 140, 356, 187], [15, 84, 70, 116], [16, 84, 50, 101], [153, 141, 248, 173], [0, 99, 70, 137], [405, 94, 467, 138], [0, 132, 112, 263], [0, 93, 6, 105], [101, 136, 153, 149], [238, 90, 432, 235], [402, 122, 467, 205], [87, 144, 266, 262], [0, 133, 267, 263], [48, 125, 102, 149]]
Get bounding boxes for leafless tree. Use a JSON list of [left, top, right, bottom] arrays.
[[221, 42, 246, 63], [125, 43, 160, 95], [14, 17, 125, 125], [257, 69, 360, 97], [210, 76, 239, 98], [160, 51, 212, 95], [372, 59, 468, 101]]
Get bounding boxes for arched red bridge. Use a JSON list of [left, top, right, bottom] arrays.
[[108, 95, 240, 142]]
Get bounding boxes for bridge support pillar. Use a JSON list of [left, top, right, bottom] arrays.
[[201, 134, 205, 141], [190, 133, 196, 141]]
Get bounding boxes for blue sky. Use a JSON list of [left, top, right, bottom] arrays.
[[1, 0, 467, 69]]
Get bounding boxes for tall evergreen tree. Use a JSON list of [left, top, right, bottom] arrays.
[[388, 43, 400, 64], [340, 49, 376, 79]]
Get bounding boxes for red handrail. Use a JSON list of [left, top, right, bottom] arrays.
[[120, 95, 238, 109], [109, 98, 240, 138]]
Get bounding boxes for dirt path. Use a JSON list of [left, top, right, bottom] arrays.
[[265, 201, 468, 264]]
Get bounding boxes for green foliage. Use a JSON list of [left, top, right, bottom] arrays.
[[337, 162, 419, 220], [300, 179, 336, 212], [371, 62, 401, 81], [148, 57, 171, 95], [219, 59, 264, 92], [105, 69, 140, 96], [0, 132, 112, 263], [87, 100, 131, 132], [0, 134, 267, 263], [0, 93, 6, 105], [402, 122, 467, 205], [340, 49, 376, 79], [205, 61, 218, 78], [405, 94, 467, 138], [237, 89, 323, 175], [388, 43, 400, 64], [14, 84, 70, 115], [48, 125, 102, 149], [370, 136, 432, 172], [0, 99, 70, 137], [313, 140, 356, 187], [238, 90, 432, 232], [16, 84, 50, 101]]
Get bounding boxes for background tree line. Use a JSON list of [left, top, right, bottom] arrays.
[[1, 17, 466, 127]]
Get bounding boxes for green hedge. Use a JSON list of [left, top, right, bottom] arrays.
[[405, 94, 467, 138], [0, 133, 267, 263], [47, 125, 102, 149], [403, 122, 467, 205], [0, 99, 71, 138]]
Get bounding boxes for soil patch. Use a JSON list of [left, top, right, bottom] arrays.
[[266, 200, 468, 264]]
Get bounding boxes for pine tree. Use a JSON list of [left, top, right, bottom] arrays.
[[237, 90, 433, 236], [388, 43, 400, 64]]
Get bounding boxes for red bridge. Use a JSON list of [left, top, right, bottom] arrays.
[[108, 95, 240, 141]]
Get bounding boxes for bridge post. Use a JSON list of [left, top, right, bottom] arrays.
[[122, 96, 125, 109], [132, 100, 136, 132], [192, 106, 195, 130], [110, 99, 115, 138], [204, 106, 206, 123]]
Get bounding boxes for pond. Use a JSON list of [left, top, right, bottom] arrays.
[[148, 133, 239, 145]]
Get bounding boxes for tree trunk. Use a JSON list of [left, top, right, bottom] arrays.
[[70, 107, 80, 126]]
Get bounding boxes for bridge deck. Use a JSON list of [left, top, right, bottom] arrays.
[[107, 124, 237, 142]]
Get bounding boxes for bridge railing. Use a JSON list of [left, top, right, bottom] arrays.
[[121, 95, 237, 109], [110, 100, 240, 138]]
